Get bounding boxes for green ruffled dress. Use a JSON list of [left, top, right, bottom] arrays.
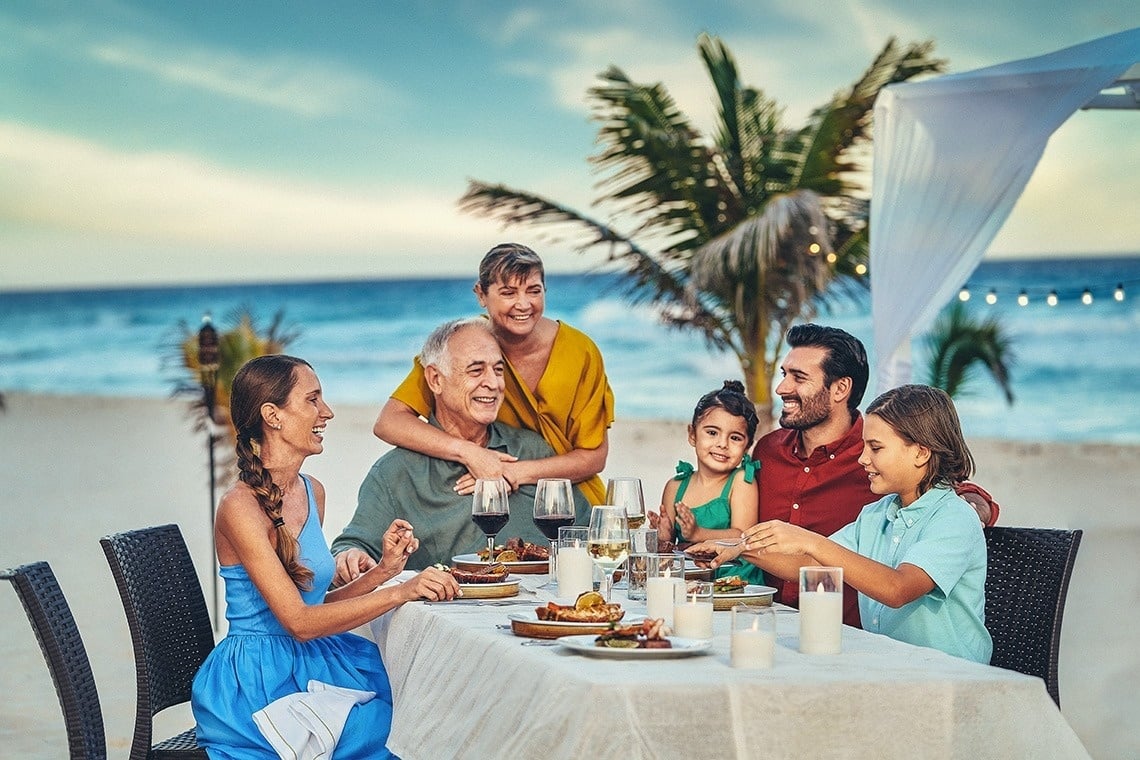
[[672, 459, 766, 586]]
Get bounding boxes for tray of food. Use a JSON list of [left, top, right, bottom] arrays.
[[711, 576, 777, 611], [435, 563, 521, 599], [509, 591, 635, 638], [453, 537, 550, 574], [557, 619, 711, 659]]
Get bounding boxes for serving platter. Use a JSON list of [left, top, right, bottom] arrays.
[[556, 634, 712, 659], [712, 584, 777, 611], [508, 611, 642, 639], [452, 553, 548, 575], [456, 576, 521, 599]]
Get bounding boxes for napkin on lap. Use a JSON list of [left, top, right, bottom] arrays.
[[253, 679, 376, 760]]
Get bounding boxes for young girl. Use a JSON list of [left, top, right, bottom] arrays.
[[721, 384, 991, 663], [191, 355, 460, 758], [653, 380, 765, 586]]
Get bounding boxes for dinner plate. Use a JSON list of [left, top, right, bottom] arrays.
[[556, 634, 712, 659], [508, 611, 643, 639], [452, 553, 548, 575], [456, 575, 521, 599], [712, 584, 777, 611]]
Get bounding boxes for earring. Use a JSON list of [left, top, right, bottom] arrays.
[[272, 423, 282, 430]]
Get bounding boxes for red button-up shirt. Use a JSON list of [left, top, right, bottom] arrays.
[[752, 413, 875, 628]]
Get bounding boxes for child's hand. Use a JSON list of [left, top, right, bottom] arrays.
[[675, 502, 698, 541], [743, 520, 818, 556], [655, 504, 674, 542]]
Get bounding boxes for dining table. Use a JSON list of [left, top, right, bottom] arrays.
[[364, 573, 1090, 759]]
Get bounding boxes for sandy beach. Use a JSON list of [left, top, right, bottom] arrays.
[[1, 392, 1136, 758]]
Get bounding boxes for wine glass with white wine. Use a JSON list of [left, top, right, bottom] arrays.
[[605, 477, 646, 529], [587, 505, 629, 602]]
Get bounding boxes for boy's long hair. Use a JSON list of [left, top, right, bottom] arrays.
[[230, 354, 315, 590], [866, 384, 974, 496]]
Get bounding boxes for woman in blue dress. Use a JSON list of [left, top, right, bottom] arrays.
[[192, 355, 460, 759]]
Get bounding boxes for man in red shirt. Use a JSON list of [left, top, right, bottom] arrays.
[[749, 324, 873, 627]]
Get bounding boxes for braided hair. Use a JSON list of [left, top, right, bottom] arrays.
[[230, 354, 315, 590], [691, 380, 760, 443]]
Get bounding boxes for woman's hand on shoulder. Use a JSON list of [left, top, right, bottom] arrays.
[[400, 566, 461, 603]]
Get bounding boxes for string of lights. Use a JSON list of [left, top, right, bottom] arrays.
[[957, 278, 1136, 307]]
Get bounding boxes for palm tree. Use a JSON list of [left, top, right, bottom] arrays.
[[922, 301, 1015, 403], [460, 33, 945, 423], [168, 307, 300, 481]]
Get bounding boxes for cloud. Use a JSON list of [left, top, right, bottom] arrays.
[[0, 121, 493, 255]]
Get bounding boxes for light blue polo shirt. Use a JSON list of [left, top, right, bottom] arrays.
[[831, 486, 993, 663]]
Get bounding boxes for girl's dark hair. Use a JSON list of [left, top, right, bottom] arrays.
[[477, 243, 545, 292], [691, 380, 760, 443], [866, 384, 974, 495], [230, 354, 315, 590]]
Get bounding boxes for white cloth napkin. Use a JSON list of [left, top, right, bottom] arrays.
[[253, 679, 376, 760]]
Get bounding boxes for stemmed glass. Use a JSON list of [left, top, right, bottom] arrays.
[[587, 505, 630, 602], [471, 478, 510, 564], [533, 478, 575, 585], [606, 477, 646, 529]]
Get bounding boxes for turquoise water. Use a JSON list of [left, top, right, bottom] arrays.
[[2, 256, 1138, 443]]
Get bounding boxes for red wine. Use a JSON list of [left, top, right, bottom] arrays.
[[472, 512, 509, 537], [534, 515, 575, 540]]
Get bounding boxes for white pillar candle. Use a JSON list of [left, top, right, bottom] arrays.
[[731, 629, 776, 668], [672, 599, 714, 639], [798, 584, 843, 654], [556, 545, 593, 599], [645, 576, 684, 625]]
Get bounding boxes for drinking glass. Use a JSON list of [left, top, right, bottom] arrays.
[[471, 478, 510, 563], [533, 478, 575, 585], [587, 505, 629, 602], [605, 477, 646, 529]]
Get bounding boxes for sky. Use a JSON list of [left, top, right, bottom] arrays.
[[1, 0, 1137, 291]]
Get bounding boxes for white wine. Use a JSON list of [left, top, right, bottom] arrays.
[[588, 540, 630, 566], [626, 513, 646, 530]]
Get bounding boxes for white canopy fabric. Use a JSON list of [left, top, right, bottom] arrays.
[[869, 27, 1140, 392]]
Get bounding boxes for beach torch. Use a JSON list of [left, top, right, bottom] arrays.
[[197, 313, 221, 627]]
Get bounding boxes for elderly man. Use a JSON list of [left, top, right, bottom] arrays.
[[331, 318, 588, 579]]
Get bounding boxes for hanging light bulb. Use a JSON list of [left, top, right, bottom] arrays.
[[1046, 290, 1059, 307], [1017, 290, 1029, 307], [1115, 283, 1125, 302], [985, 288, 998, 305], [1081, 288, 1093, 305], [958, 285, 970, 302]]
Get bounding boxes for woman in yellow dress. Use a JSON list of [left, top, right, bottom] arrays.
[[373, 243, 615, 507]]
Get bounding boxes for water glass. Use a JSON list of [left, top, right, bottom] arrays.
[[626, 552, 653, 601], [731, 605, 776, 668]]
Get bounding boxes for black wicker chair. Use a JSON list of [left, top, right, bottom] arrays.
[[100, 524, 214, 759], [983, 526, 1082, 707], [2, 561, 107, 760]]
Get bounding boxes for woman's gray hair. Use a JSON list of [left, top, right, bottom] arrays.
[[420, 317, 493, 376]]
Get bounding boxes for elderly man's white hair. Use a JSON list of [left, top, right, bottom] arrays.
[[420, 317, 495, 376]]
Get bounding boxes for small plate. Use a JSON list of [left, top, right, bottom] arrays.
[[457, 576, 520, 599], [712, 584, 777, 611], [452, 553, 548, 575], [556, 634, 712, 659], [508, 611, 641, 639]]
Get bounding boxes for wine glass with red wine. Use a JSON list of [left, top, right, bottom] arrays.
[[533, 478, 575, 584], [471, 478, 510, 563]]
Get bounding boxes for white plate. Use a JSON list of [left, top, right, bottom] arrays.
[[507, 612, 644, 630], [556, 634, 712, 659], [713, 584, 778, 599], [452, 553, 549, 572]]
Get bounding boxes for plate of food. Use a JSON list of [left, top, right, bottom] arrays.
[[509, 591, 636, 638], [435, 563, 521, 599], [453, 537, 551, 574], [711, 576, 777, 611], [557, 621, 711, 659]]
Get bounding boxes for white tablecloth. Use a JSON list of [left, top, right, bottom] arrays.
[[366, 576, 1089, 759]]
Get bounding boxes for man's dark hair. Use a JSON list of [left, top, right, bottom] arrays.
[[786, 324, 869, 412]]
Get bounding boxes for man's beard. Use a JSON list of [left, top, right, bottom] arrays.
[[778, 384, 831, 430]]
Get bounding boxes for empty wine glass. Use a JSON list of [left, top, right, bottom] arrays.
[[606, 477, 646, 529], [587, 505, 629, 602], [471, 478, 510, 563], [533, 478, 575, 585]]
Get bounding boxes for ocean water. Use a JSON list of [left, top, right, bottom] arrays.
[[1, 256, 1138, 444]]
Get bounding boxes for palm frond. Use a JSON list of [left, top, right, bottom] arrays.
[[923, 302, 1015, 403]]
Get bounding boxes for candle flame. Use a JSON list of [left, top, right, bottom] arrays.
[[816, 581, 825, 593]]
